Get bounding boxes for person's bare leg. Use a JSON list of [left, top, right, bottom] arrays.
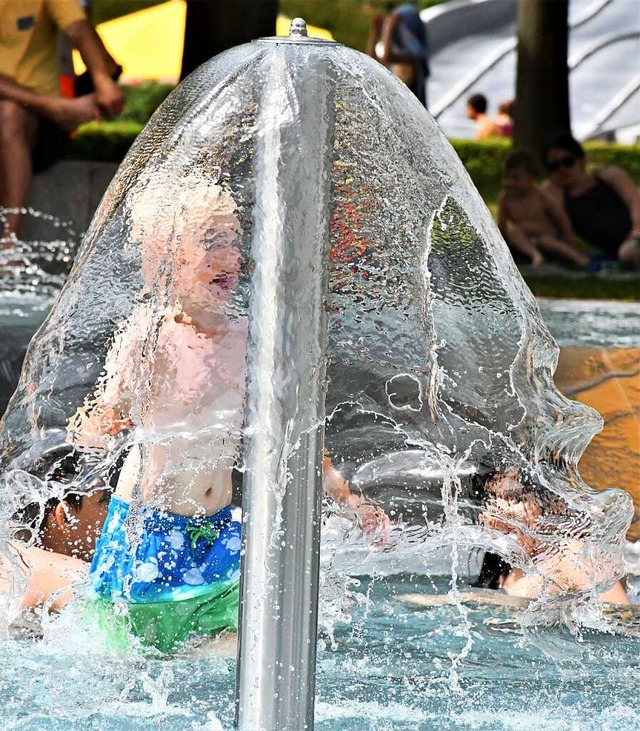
[[505, 222, 544, 267], [0, 100, 38, 240], [537, 233, 589, 267], [618, 237, 640, 269]]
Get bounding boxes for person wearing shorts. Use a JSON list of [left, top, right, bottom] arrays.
[[89, 496, 241, 652], [0, 0, 123, 237]]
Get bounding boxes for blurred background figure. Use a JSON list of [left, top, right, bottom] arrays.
[[466, 93, 501, 139], [366, 1, 430, 107], [0, 0, 123, 239], [542, 134, 640, 269], [495, 100, 514, 139], [497, 149, 590, 269]]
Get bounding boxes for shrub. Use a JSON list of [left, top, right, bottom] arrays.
[[69, 120, 144, 161], [449, 138, 511, 187], [68, 123, 640, 191], [119, 82, 174, 124]]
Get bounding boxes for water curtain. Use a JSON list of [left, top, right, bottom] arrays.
[[0, 17, 632, 731]]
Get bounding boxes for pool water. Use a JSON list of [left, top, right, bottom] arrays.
[[2, 574, 640, 731], [1, 294, 639, 730], [537, 298, 640, 349]]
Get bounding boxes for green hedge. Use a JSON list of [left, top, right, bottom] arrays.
[[69, 120, 144, 162], [449, 138, 640, 188], [69, 125, 640, 193]]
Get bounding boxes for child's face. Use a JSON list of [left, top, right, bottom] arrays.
[[131, 175, 242, 313], [175, 243, 241, 314], [503, 168, 534, 195]]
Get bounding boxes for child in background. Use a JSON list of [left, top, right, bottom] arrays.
[[497, 150, 591, 268], [495, 100, 514, 139], [466, 93, 501, 139]]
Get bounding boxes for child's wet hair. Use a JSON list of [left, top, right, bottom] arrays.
[[471, 550, 511, 589]]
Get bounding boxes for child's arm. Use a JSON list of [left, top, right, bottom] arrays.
[[540, 188, 576, 243], [67, 397, 133, 453], [1, 543, 89, 614], [66, 320, 136, 453], [496, 192, 510, 238], [322, 452, 390, 538]]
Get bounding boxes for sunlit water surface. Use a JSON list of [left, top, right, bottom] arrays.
[[2, 575, 640, 731]]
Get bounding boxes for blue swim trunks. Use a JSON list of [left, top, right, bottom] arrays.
[[89, 496, 241, 651]]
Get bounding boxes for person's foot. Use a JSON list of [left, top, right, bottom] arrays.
[[530, 251, 544, 268]]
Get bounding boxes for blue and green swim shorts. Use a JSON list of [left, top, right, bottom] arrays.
[[88, 495, 241, 652]]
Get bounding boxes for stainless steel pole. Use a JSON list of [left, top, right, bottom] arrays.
[[236, 21, 335, 731]]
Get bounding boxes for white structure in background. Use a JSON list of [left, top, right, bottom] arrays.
[[423, 0, 640, 142]]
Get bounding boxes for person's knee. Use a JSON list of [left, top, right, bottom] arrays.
[[0, 101, 33, 143], [506, 222, 525, 244], [618, 239, 640, 266]]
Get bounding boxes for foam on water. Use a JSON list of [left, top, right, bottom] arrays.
[[3, 574, 640, 730]]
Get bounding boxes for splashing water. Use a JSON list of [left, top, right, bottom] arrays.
[[0, 32, 635, 730], [0, 207, 79, 295]]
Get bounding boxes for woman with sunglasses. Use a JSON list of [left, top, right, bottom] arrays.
[[542, 134, 640, 268]]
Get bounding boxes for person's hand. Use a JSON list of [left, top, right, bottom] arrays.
[[345, 493, 390, 544], [92, 74, 124, 119], [46, 95, 101, 131]]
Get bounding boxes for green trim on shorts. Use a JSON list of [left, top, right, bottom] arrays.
[[85, 578, 239, 653]]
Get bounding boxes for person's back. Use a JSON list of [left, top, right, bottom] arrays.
[[466, 93, 501, 139], [391, 4, 429, 73], [367, 1, 429, 106]]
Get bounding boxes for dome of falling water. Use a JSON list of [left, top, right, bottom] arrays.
[[0, 28, 632, 621]]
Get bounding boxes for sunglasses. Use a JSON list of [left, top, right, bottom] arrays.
[[545, 155, 577, 172]]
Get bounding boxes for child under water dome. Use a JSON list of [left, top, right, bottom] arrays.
[[0, 21, 632, 651]]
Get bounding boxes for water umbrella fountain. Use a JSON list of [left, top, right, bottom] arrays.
[[0, 18, 632, 731]]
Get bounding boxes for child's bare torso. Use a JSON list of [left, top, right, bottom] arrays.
[[503, 188, 555, 237], [108, 303, 248, 517]]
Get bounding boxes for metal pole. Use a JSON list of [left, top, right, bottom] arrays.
[[236, 21, 335, 731]]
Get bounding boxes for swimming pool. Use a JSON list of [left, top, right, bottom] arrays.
[[2, 572, 639, 731], [0, 294, 639, 731]]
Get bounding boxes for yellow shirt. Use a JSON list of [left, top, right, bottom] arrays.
[[0, 0, 86, 97]]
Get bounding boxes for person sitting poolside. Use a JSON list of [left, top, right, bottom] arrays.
[[541, 134, 640, 269], [0, 0, 124, 240], [474, 470, 629, 605], [497, 150, 590, 269]]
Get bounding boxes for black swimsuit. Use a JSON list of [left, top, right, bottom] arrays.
[[563, 175, 632, 259]]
